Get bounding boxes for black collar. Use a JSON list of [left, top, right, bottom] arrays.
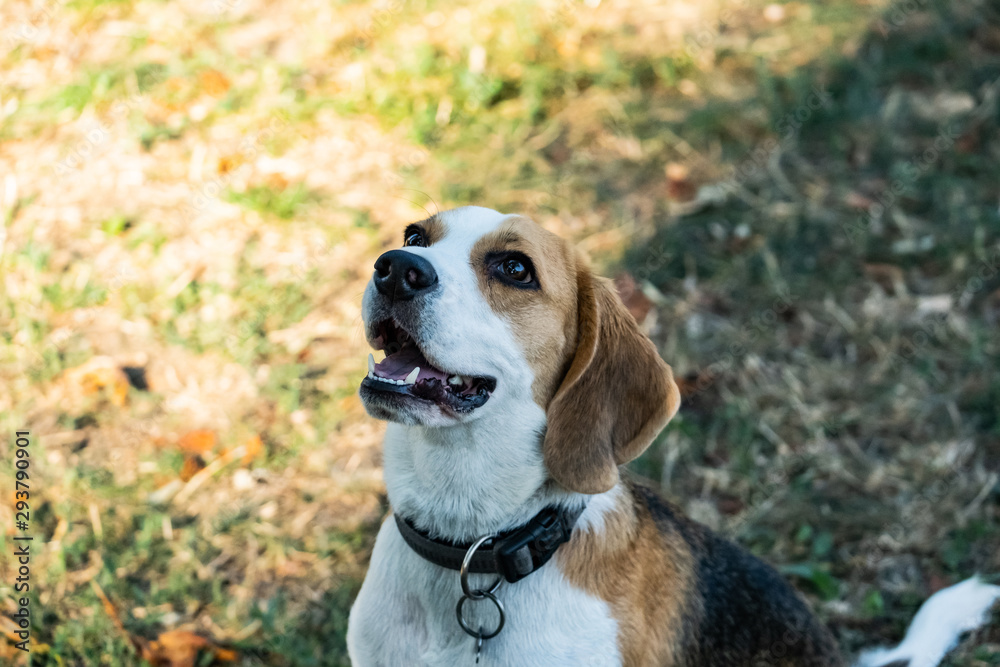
[[394, 504, 586, 584]]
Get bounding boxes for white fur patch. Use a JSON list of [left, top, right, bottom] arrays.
[[855, 577, 1000, 667], [574, 483, 626, 536]]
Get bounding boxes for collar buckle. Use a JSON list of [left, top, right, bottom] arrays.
[[493, 506, 580, 583]]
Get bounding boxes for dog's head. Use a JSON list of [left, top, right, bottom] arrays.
[[360, 206, 680, 493]]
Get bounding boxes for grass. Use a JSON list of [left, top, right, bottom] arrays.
[[1, 0, 999, 665]]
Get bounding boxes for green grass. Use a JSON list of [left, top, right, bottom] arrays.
[[226, 184, 321, 221]]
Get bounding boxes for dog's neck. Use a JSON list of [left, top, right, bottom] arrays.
[[382, 404, 578, 543]]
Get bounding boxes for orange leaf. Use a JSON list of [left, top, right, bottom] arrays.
[[199, 69, 231, 97], [65, 357, 131, 407], [91, 584, 236, 666], [613, 273, 654, 325], [142, 631, 206, 666], [216, 153, 246, 175], [665, 162, 696, 202], [178, 430, 216, 454], [243, 435, 264, 465], [180, 454, 206, 482]]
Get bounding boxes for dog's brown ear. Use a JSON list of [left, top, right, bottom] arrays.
[[543, 265, 681, 494]]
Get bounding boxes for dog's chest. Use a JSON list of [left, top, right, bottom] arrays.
[[347, 519, 622, 667]]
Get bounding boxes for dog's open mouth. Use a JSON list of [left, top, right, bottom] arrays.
[[362, 319, 496, 413]]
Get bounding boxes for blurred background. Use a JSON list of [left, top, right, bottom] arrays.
[[2, 0, 1000, 664]]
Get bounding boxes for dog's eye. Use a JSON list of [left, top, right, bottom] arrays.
[[404, 230, 426, 247], [490, 253, 538, 289], [501, 258, 530, 281]]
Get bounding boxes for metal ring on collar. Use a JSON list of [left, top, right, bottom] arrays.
[[456, 590, 505, 640], [460, 534, 503, 600]]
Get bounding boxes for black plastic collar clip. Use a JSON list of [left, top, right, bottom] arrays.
[[494, 506, 580, 583]]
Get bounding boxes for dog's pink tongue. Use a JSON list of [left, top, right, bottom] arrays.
[[374, 347, 449, 382]]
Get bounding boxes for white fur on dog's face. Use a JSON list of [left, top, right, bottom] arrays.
[[360, 206, 541, 427], [361, 205, 678, 497]]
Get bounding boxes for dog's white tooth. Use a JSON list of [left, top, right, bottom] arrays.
[[368, 353, 375, 373], [447, 375, 463, 386], [404, 367, 420, 385]]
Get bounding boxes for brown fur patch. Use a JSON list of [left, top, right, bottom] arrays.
[[407, 215, 446, 246], [469, 216, 580, 406], [557, 481, 695, 667], [470, 215, 680, 493]]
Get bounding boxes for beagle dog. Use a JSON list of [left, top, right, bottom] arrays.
[[347, 206, 1000, 667]]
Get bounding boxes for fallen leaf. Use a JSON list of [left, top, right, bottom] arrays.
[[198, 69, 231, 97], [955, 128, 981, 155], [92, 582, 237, 666], [844, 191, 875, 210], [141, 630, 237, 667], [180, 454, 206, 482], [613, 273, 654, 324], [665, 162, 696, 202], [927, 572, 950, 595], [243, 434, 264, 465], [716, 493, 745, 515], [675, 370, 717, 398], [217, 154, 246, 175], [863, 263, 906, 295], [178, 430, 217, 454], [61, 356, 131, 407], [265, 173, 290, 190]]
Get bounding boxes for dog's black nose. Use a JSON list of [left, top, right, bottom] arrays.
[[373, 250, 439, 302]]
